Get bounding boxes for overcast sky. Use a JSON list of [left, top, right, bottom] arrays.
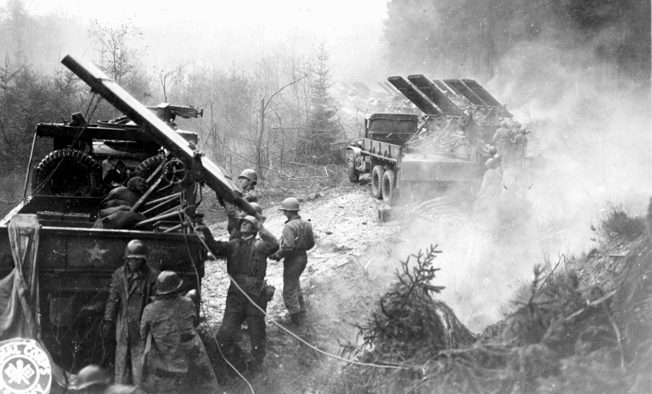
[[14, 0, 389, 81]]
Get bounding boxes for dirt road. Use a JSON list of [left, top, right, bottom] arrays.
[[199, 185, 410, 392], [197, 183, 556, 392]]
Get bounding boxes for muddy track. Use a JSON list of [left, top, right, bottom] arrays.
[[199, 185, 404, 392], [194, 180, 571, 392]]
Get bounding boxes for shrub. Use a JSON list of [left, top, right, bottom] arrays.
[[596, 207, 645, 241]]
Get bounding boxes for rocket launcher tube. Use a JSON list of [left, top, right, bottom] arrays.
[[61, 54, 258, 217]]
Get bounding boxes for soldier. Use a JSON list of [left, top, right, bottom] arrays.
[[223, 169, 262, 239], [473, 156, 503, 227], [196, 215, 278, 372], [71, 365, 111, 393], [140, 271, 217, 393], [492, 119, 512, 159], [237, 169, 260, 202], [72, 365, 143, 394], [511, 126, 529, 168], [270, 197, 315, 324], [102, 239, 157, 386]]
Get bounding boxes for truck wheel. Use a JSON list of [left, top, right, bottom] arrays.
[[33, 148, 102, 196], [382, 169, 397, 204], [371, 165, 385, 199]]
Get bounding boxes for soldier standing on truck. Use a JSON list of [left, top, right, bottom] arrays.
[[196, 215, 278, 373], [102, 239, 158, 386], [223, 169, 262, 239], [270, 197, 315, 325]]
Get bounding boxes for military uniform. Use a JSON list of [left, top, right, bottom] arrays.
[[492, 126, 511, 159], [275, 216, 315, 317], [140, 295, 216, 393], [473, 158, 504, 229], [224, 188, 261, 239], [201, 224, 278, 370], [224, 169, 261, 240], [104, 265, 157, 385]]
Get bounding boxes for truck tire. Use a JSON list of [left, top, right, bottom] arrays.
[[33, 148, 101, 196], [371, 165, 385, 199], [382, 169, 397, 204]]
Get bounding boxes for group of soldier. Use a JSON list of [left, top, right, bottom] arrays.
[[75, 169, 314, 393], [473, 118, 529, 228]]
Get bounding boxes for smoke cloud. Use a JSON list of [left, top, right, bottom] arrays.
[[369, 3, 651, 332]]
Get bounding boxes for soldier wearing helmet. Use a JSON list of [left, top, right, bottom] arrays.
[[223, 169, 262, 239], [71, 365, 111, 393], [102, 239, 157, 386], [492, 120, 511, 158], [140, 271, 217, 393], [196, 212, 279, 373], [71, 365, 143, 394], [472, 153, 504, 226], [238, 168, 258, 189], [270, 197, 315, 324]]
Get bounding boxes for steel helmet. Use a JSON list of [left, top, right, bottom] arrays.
[[280, 197, 300, 212], [125, 239, 147, 259], [75, 365, 111, 389], [156, 271, 183, 295], [239, 169, 258, 184], [249, 202, 263, 215], [488, 146, 498, 156], [241, 215, 259, 231]]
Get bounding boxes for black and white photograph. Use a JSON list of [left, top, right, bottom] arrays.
[[0, 0, 649, 393]]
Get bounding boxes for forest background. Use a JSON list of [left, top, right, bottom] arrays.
[[0, 0, 649, 211]]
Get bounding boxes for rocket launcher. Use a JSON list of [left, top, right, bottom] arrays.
[[61, 54, 258, 217]]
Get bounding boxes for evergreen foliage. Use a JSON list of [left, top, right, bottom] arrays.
[[335, 216, 652, 393], [300, 44, 343, 164]]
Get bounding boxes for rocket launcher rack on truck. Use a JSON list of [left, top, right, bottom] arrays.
[[0, 55, 248, 380], [347, 74, 520, 205]]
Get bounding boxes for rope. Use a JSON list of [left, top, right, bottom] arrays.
[[182, 214, 415, 371], [179, 214, 254, 393]]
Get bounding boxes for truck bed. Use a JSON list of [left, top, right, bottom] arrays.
[[0, 195, 207, 371]]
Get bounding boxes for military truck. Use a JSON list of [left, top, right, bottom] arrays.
[[347, 75, 520, 204], [0, 55, 256, 382]]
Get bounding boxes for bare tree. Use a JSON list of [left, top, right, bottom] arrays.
[[156, 64, 184, 102], [88, 20, 150, 111], [88, 21, 140, 83]]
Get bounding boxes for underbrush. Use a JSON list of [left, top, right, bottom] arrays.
[[258, 163, 348, 205], [333, 208, 652, 394], [594, 207, 645, 241]]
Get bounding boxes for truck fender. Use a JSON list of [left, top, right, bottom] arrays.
[[346, 146, 362, 157]]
